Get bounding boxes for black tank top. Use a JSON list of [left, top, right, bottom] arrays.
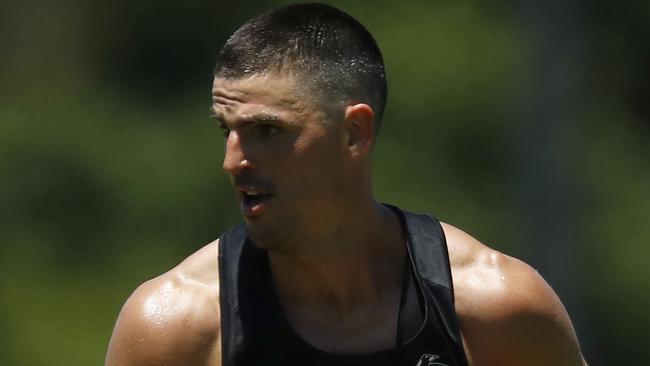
[[218, 205, 469, 366]]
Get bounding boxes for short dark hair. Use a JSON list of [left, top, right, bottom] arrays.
[[214, 3, 387, 129]]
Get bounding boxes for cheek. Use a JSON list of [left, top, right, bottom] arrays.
[[293, 152, 346, 196], [278, 127, 346, 194]]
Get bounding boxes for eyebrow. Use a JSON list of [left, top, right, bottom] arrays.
[[239, 112, 284, 124], [209, 110, 287, 128]]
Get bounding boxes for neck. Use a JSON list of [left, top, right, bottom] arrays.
[[267, 200, 406, 321]]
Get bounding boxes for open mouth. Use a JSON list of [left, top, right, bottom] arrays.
[[240, 191, 273, 217]]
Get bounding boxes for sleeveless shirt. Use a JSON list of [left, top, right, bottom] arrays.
[[218, 205, 469, 366]]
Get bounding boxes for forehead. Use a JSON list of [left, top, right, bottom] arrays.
[[211, 74, 317, 121]]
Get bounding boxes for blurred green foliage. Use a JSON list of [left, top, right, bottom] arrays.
[[1, 0, 648, 365]]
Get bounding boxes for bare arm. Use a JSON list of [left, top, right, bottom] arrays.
[[444, 224, 587, 366], [105, 241, 221, 366]]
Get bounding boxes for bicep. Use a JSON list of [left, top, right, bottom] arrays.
[[491, 294, 584, 365]]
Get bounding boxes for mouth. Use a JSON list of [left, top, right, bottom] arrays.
[[238, 190, 273, 218]]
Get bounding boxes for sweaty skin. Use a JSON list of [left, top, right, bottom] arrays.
[[106, 75, 587, 366]]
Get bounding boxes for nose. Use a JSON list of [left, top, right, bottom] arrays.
[[222, 131, 256, 176]]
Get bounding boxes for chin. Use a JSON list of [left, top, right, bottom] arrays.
[[245, 213, 304, 253], [245, 220, 283, 251]]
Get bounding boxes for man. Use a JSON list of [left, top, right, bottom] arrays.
[[106, 3, 587, 365]]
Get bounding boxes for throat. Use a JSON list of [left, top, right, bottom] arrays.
[[262, 202, 412, 353]]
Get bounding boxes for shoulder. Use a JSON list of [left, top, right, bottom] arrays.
[[105, 239, 222, 366], [441, 223, 587, 366]]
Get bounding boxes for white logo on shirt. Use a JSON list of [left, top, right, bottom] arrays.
[[416, 353, 449, 366]]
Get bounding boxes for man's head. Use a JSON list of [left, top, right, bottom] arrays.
[[213, 2, 387, 129], [212, 3, 387, 253]]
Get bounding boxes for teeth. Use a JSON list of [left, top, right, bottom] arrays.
[[246, 191, 259, 196]]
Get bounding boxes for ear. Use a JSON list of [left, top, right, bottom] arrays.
[[342, 103, 375, 158]]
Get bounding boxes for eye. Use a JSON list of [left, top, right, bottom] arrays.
[[256, 124, 281, 138]]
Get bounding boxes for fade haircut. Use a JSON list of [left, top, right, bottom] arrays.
[[214, 3, 387, 130]]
